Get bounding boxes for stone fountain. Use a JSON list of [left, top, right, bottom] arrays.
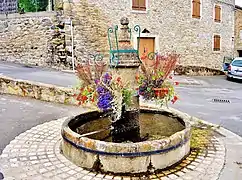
[[61, 18, 191, 174]]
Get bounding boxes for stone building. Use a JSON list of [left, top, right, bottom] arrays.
[[235, 5, 242, 57], [63, 0, 235, 72], [0, 0, 236, 72]]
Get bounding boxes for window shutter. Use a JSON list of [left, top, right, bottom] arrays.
[[132, 0, 139, 9], [132, 0, 146, 11], [192, 0, 197, 17], [214, 36, 217, 51], [215, 5, 221, 22], [214, 35, 221, 51], [197, 0, 201, 18], [139, 0, 146, 10], [217, 36, 221, 50], [192, 0, 201, 18]]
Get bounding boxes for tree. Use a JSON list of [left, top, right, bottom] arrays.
[[18, 0, 48, 12]]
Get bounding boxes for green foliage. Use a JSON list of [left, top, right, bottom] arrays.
[[18, 0, 48, 12], [122, 89, 134, 106]]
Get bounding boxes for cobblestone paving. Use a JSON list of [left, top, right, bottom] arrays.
[[0, 118, 226, 180]]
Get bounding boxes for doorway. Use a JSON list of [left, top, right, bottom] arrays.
[[238, 50, 242, 57], [139, 37, 155, 58]]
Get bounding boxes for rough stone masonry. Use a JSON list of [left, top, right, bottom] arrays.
[[0, 12, 55, 67], [63, 0, 235, 71], [0, 0, 235, 73]]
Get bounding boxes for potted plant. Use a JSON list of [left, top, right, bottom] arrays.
[[137, 51, 180, 105]]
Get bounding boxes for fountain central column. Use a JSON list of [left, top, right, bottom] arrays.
[[110, 17, 141, 143]]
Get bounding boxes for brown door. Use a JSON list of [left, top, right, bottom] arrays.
[[139, 37, 155, 63]]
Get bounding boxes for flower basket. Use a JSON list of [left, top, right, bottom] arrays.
[[153, 88, 168, 99]]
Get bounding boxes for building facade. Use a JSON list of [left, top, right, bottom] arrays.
[[235, 5, 242, 57], [63, 0, 235, 71], [0, 0, 235, 71]]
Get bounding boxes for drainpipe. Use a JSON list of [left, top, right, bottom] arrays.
[[48, 0, 51, 11], [65, 18, 75, 72], [70, 18, 75, 72], [232, 36, 235, 59], [49, 0, 55, 11]]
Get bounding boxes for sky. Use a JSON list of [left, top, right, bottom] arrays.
[[236, 0, 242, 6]]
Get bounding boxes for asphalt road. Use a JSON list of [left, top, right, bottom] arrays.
[[173, 76, 242, 136], [0, 94, 83, 154], [0, 61, 76, 87]]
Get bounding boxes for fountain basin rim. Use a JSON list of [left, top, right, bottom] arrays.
[[61, 133, 189, 157], [61, 107, 191, 156]]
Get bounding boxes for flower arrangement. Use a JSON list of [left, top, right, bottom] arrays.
[[95, 72, 134, 111], [74, 51, 180, 118], [137, 51, 180, 105], [74, 61, 106, 106], [75, 62, 135, 121]]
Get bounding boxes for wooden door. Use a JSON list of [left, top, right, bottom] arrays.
[[139, 37, 155, 63]]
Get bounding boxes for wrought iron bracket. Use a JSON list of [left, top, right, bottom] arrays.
[[107, 24, 141, 66]]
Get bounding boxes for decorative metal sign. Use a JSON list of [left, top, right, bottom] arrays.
[[0, 0, 17, 14]]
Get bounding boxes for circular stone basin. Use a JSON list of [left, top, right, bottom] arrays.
[[61, 108, 191, 174]]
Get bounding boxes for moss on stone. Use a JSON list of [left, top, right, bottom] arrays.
[[190, 126, 213, 150]]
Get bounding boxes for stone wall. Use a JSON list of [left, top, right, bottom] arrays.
[[63, 0, 110, 63], [64, 0, 235, 70], [0, 12, 54, 66], [0, 75, 76, 105], [0, 11, 74, 69], [235, 6, 242, 57]]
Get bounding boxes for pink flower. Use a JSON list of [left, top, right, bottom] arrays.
[[117, 77, 121, 82]]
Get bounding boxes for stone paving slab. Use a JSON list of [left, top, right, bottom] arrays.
[[217, 128, 242, 180], [0, 117, 226, 180]]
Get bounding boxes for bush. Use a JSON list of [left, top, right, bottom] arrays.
[[18, 0, 48, 12]]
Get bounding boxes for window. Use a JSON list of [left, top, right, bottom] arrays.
[[214, 35, 221, 51], [132, 0, 146, 11], [214, 5, 221, 22], [232, 60, 242, 67], [192, 0, 201, 18]]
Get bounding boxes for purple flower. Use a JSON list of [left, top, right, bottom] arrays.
[[104, 72, 111, 79], [103, 72, 112, 85], [97, 91, 113, 111], [96, 85, 113, 111], [96, 86, 106, 94], [95, 79, 100, 85]]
